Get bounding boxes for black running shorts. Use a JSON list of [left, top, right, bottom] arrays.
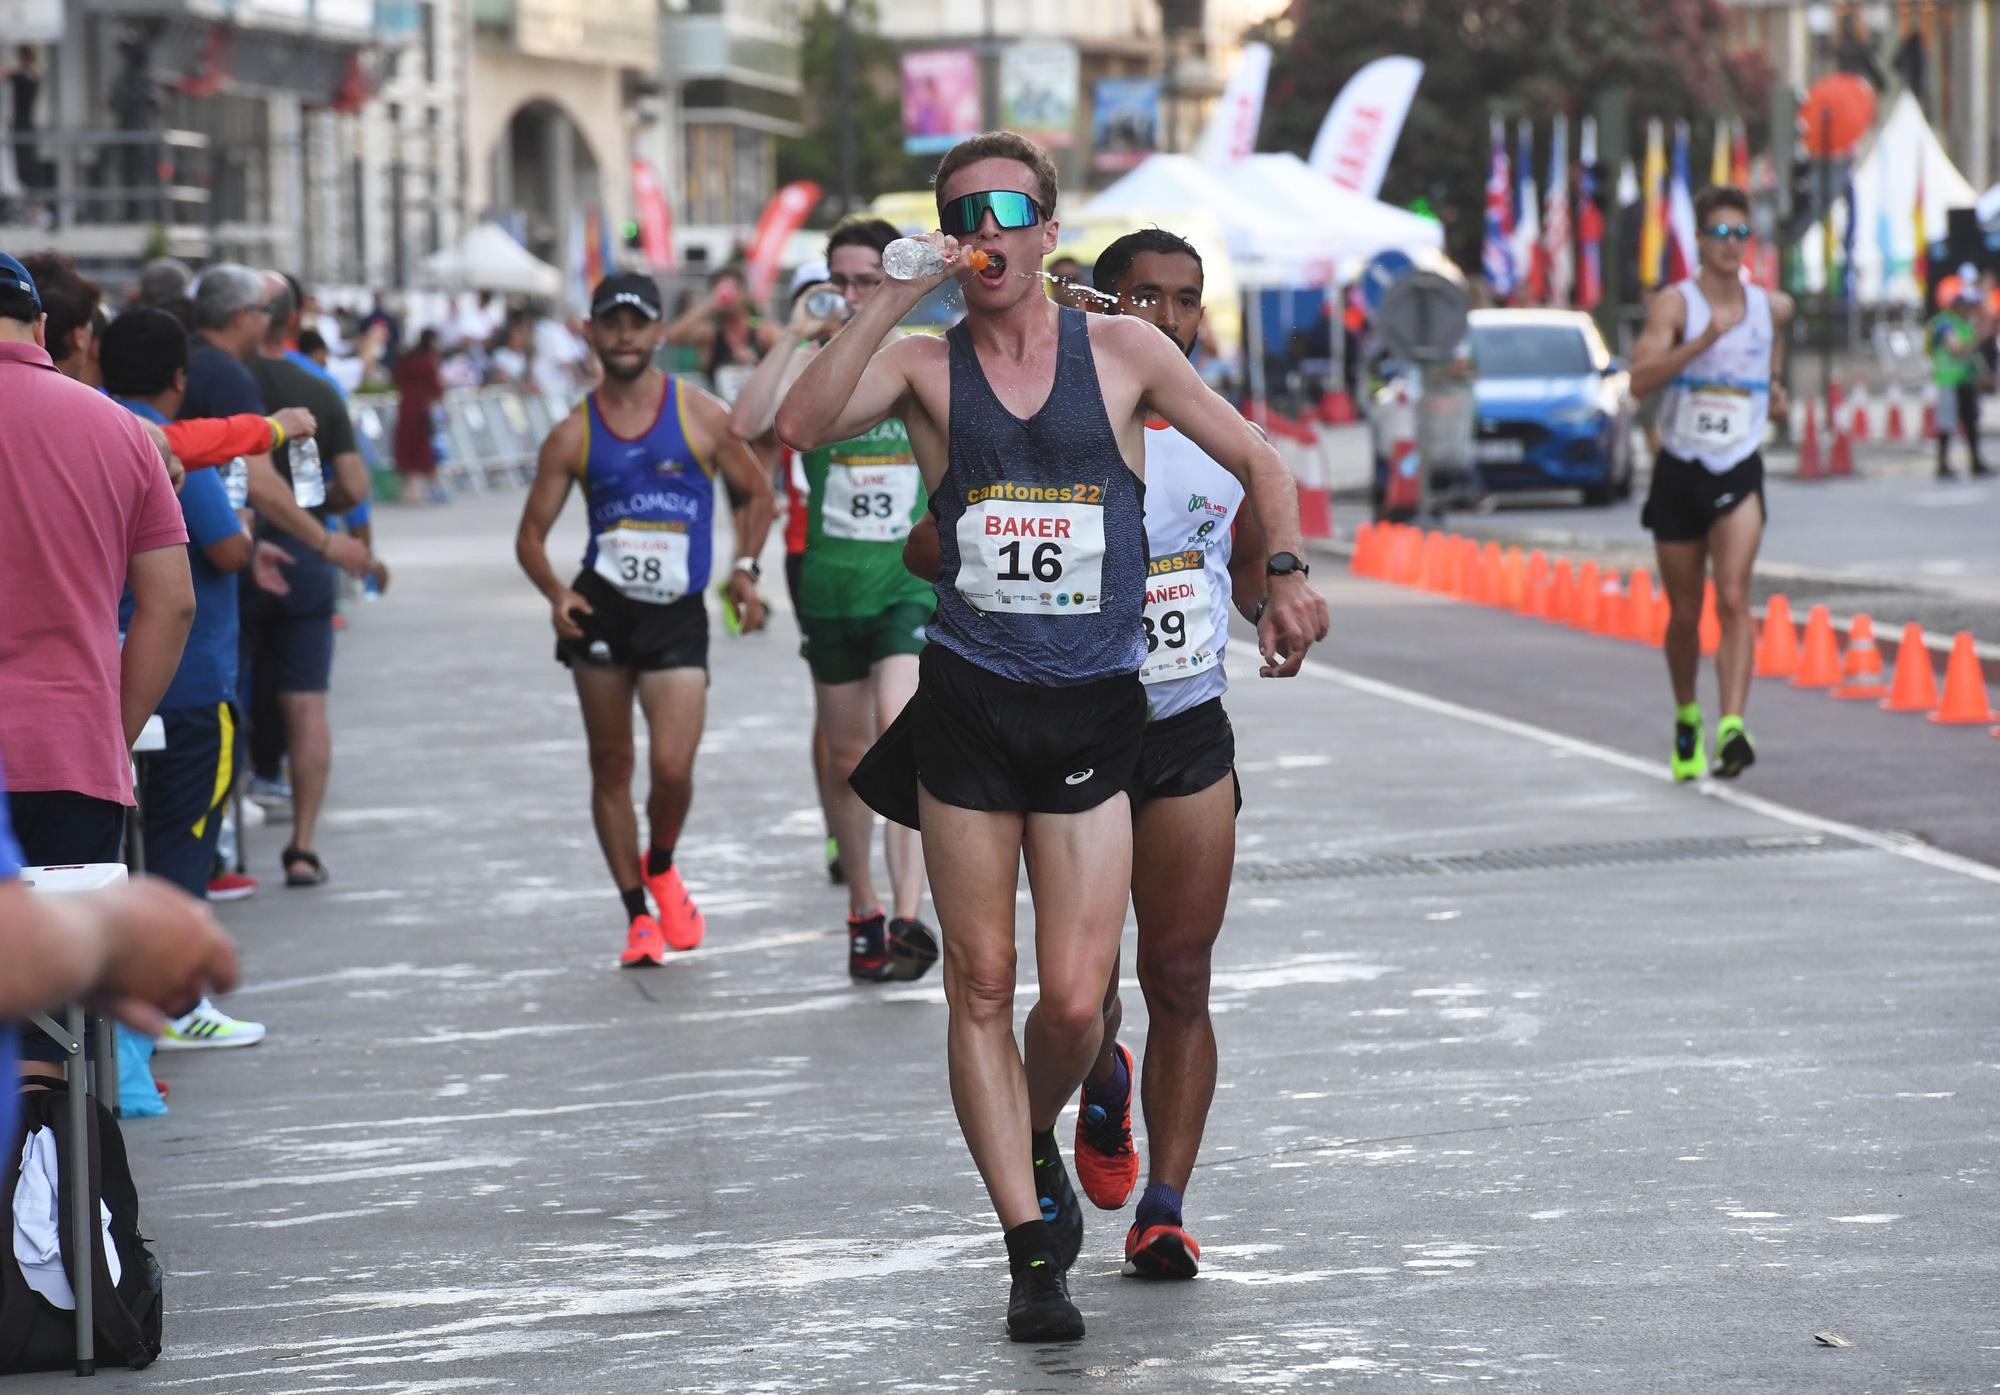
[[555, 570, 709, 672], [1132, 697, 1240, 811], [850, 643, 1144, 826], [1641, 450, 1767, 543]]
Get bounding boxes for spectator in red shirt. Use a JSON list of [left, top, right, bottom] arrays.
[[392, 327, 445, 504]]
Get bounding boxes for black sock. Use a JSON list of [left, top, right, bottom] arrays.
[[646, 846, 674, 878], [1030, 1127, 1058, 1171], [1004, 1218, 1057, 1275], [620, 886, 649, 921]]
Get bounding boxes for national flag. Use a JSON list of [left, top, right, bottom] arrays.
[[1710, 121, 1730, 189], [1913, 160, 1928, 299], [1544, 115, 1573, 307], [1512, 119, 1544, 303], [1577, 116, 1604, 310], [1665, 122, 1698, 283], [1639, 119, 1665, 289], [1731, 124, 1761, 286], [1840, 165, 1858, 303], [1482, 118, 1517, 296]]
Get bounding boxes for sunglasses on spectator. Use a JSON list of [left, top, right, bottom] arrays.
[[940, 190, 1043, 237], [1702, 223, 1752, 241]]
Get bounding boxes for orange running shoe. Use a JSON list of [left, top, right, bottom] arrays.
[[645, 862, 706, 951], [1074, 1041, 1139, 1210], [1123, 1219, 1201, 1280], [619, 913, 666, 968]]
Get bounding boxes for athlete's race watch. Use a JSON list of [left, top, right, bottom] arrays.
[[1266, 551, 1310, 579], [733, 556, 762, 582]]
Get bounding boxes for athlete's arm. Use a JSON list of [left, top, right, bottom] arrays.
[[728, 337, 816, 445], [1228, 502, 1268, 625], [683, 384, 775, 635], [1767, 292, 1794, 421], [1629, 289, 1729, 399], [903, 513, 941, 583], [515, 409, 593, 641], [1121, 319, 1328, 677]]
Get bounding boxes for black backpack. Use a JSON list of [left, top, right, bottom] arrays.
[[0, 1082, 165, 1373]]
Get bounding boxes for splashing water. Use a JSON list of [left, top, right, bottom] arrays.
[[1015, 270, 1122, 310]]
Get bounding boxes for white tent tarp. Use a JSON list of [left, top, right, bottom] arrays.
[[1798, 91, 1978, 303], [1222, 152, 1444, 280], [417, 223, 564, 298]]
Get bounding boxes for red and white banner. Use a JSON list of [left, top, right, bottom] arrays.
[[1307, 55, 1423, 198], [631, 158, 675, 269], [1192, 42, 1270, 168], [744, 181, 821, 302]]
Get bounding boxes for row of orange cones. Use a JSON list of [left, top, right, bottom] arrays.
[[1349, 521, 1999, 732]]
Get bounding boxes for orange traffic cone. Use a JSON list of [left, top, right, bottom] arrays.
[[1754, 594, 1800, 677], [1880, 624, 1940, 713], [1455, 537, 1482, 600], [1797, 399, 1823, 479], [1831, 614, 1889, 699], [1572, 561, 1601, 630], [1352, 521, 1376, 576], [1829, 427, 1854, 477], [1622, 569, 1658, 643], [1592, 572, 1624, 637], [1478, 542, 1504, 606], [1501, 547, 1526, 611], [1393, 526, 1421, 585], [1546, 559, 1576, 624], [1930, 633, 1995, 725], [1790, 605, 1843, 687], [1698, 580, 1720, 655], [1418, 531, 1447, 591]]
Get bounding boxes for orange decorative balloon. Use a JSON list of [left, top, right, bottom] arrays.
[[1799, 74, 1877, 158]]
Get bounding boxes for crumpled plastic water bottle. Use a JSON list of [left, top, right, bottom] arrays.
[[290, 436, 326, 508]]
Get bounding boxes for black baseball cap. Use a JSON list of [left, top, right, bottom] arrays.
[[590, 272, 662, 321], [0, 252, 40, 311]]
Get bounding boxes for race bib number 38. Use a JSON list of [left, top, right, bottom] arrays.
[[593, 524, 691, 604], [823, 463, 921, 543], [1138, 551, 1218, 685], [1675, 386, 1752, 450], [954, 485, 1106, 614]]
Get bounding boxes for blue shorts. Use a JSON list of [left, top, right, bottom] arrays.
[[141, 702, 237, 899], [241, 541, 337, 694]]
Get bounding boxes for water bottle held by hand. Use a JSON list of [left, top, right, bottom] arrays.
[[222, 456, 250, 510], [883, 238, 989, 282], [290, 436, 326, 508]]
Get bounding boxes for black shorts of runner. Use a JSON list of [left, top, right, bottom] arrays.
[[1131, 697, 1241, 815], [1641, 450, 1767, 543], [849, 643, 1144, 826], [554, 569, 709, 672], [784, 552, 804, 626]]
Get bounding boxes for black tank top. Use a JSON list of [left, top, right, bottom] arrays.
[[929, 306, 1146, 684]]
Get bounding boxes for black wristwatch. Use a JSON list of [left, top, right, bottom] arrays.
[[1266, 551, 1310, 579]]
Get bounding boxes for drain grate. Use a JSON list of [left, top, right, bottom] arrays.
[[1240, 833, 1859, 883]]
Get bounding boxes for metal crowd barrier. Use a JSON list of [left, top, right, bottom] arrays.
[[349, 386, 579, 494]]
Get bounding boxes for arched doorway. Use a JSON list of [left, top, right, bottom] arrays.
[[492, 99, 603, 289]]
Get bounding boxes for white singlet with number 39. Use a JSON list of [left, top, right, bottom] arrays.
[[1139, 422, 1243, 720], [954, 496, 1106, 614], [822, 464, 921, 543], [1138, 553, 1219, 685], [593, 525, 691, 604]]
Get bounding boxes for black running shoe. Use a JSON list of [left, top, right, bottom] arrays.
[[847, 909, 891, 982], [1712, 719, 1756, 779], [1033, 1134, 1085, 1271], [886, 918, 939, 981], [1007, 1254, 1084, 1343]]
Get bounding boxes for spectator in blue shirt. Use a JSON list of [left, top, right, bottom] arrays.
[[104, 309, 267, 1051]]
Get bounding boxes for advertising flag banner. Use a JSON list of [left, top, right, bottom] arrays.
[[1306, 55, 1423, 197], [1001, 41, 1080, 149], [901, 49, 982, 156], [744, 181, 822, 302], [631, 158, 675, 269], [1482, 119, 1517, 296], [1193, 41, 1271, 168], [1092, 78, 1161, 171], [1544, 115, 1573, 307]]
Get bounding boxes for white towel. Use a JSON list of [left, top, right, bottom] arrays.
[[13, 1127, 121, 1311]]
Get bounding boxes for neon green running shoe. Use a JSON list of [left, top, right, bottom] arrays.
[[1670, 710, 1706, 782], [1712, 715, 1756, 779]]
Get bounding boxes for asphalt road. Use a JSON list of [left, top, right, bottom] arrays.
[[21, 490, 1998, 1394]]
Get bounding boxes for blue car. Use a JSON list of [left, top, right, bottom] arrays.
[[1466, 309, 1636, 505]]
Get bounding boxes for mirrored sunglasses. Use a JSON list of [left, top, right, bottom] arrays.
[[940, 189, 1043, 237], [1703, 223, 1752, 241]]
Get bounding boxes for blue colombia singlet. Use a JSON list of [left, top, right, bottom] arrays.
[[579, 377, 714, 605], [929, 305, 1147, 685]]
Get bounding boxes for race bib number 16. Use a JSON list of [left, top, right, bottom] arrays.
[[954, 497, 1106, 614]]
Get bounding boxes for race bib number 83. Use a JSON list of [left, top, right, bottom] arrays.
[[823, 463, 921, 543], [954, 493, 1106, 614]]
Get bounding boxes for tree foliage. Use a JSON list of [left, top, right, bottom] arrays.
[[1253, 0, 1775, 265], [778, 0, 933, 224]]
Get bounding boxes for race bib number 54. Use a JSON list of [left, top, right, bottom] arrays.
[[954, 490, 1106, 614], [1676, 386, 1752, 450]]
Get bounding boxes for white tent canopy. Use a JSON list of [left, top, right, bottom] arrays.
[[1221, 153, 1444, 280], [1798, 91, 1978, 303], [417, 223, 564, 298]]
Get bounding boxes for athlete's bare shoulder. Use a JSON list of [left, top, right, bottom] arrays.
[[1768, 289, 1795, 325], [539, 401, 589, 477]]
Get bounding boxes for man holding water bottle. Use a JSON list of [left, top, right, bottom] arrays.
[[240, 270, 373, 888]]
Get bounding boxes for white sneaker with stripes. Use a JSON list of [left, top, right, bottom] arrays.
[[156, 999, 267, 1051]]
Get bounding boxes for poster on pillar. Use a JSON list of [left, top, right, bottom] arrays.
[[1001, 41, 1079, 149], [745, 181, 822, 303], [901, 49, 982, 156]]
